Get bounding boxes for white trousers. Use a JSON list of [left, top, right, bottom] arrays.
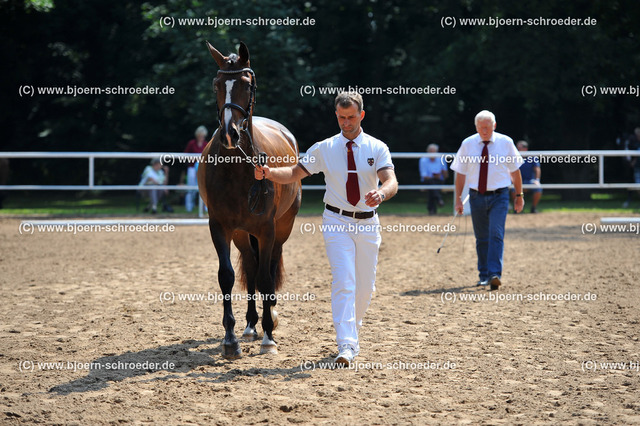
[[322, 209, 381, 350]]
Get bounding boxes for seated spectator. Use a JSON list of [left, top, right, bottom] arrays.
[[510, 140, 542, 213], [139, 158, 173, 214]]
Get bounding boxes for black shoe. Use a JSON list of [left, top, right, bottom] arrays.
[[530, 206, 537, 214], [162, 204, 174, 213], [489, 275, 501, 291], [151, 207, 157, 214]]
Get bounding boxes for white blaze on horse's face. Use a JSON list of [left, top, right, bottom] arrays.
[[223, 79, 236, 147]]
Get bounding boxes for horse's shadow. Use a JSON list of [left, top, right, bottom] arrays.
[[50, 338, 310, 395]]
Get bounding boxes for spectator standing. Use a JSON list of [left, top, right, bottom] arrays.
[[419, 143, 449, 215]]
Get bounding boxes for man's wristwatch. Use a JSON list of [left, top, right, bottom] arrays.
[[380, 193, 385, 202], [516, 193, 524, 197]]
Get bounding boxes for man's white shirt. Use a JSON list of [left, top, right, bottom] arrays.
[[299, 130, 394, 212], [450, 131, 522, 191], [419, 156, 448, 180]]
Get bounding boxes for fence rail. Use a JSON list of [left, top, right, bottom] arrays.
[[1, 150, 640, 192]]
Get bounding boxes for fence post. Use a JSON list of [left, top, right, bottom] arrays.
[[198, 195, 204, 218], [598, 154, 604, 187], [88, 156, 95, 188]]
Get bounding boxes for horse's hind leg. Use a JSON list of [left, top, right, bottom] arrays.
[[209, 219, 241, 359], [268, 243, 284, 330]]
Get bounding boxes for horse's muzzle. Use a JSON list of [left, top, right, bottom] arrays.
[[221, 122, 241, 149]]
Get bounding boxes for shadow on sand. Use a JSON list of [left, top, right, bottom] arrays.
[[50, 337, 311, 395]]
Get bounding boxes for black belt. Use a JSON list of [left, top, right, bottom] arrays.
[[470, 187, 507, 195], [325, 204, 377, 219]]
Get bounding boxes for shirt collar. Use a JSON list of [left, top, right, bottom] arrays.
[[339, 128, 364, 146], [478, 133, 495, 144]]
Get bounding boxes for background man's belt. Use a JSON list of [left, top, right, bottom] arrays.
[[325, 204, 377, 219], [470, 187, 507, 195]]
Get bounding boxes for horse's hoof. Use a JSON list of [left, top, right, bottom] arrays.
[[222, 342, 242, 359], [260, 335, 277, 354], [242, 326, 259, 341], [260, 344, 278, 355], [271, 306, 279, 330]]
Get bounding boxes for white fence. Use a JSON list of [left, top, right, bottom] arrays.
[[1, 150, 640, 192]]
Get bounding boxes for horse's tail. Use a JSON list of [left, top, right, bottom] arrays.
[[273, 255, 285, 292], [237, 236, 284, 292]]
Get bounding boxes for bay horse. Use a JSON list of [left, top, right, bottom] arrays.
[[197, 41, 301, 358]]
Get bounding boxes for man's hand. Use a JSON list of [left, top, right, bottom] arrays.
[[455, 197, 464, 215], [254, 164, 270, 180], [364, 190, 384, 207], [510, 170, 525, 213]]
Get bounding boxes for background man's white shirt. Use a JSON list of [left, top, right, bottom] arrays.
[[450, 131, 522, 191], [419, 156, 448, 180]]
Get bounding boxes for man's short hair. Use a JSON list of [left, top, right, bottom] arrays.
[[517, 140, 529, 149], [335, 91, 364, 113], [427, 143, 439, 152], [475, 110, 496, 125]]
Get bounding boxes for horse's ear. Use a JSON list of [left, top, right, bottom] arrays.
[[206, 41, 226, 68], [238, 41, 250, 66]]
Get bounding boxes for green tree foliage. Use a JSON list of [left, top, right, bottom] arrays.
[[2, 0, 640, 188]]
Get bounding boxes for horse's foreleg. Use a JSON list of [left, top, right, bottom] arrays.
[[209, 220, 241, 359], [241, 234, 260, 341], [257, 229, 277, 354]]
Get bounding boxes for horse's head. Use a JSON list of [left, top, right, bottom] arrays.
[[206, 41, 256, 150]]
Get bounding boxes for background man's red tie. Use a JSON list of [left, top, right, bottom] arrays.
[[346, 140, 360, 206], [478, 141, 490, 194]]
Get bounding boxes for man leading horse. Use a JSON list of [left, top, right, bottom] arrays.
[[256, 91, 398, 365]]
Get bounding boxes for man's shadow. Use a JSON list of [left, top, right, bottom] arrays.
[[400, 284, 478, 297], [50, 338, 310, 395]]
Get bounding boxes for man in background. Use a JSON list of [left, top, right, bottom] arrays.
[[511, 141, 542, 213], [419, 143, 449, 215], [451, 110, 523, 290]]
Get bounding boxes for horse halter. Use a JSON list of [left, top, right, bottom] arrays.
[[215, 67, 256, 130]]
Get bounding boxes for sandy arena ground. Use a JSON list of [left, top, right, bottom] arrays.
[[1, 212, 639, 424]]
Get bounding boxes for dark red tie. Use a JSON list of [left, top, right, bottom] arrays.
[[346, 140, 360, 206], [478, 141, 490, 194]]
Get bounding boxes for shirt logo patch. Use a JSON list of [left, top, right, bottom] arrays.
[[367, 158, 374, 166]]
